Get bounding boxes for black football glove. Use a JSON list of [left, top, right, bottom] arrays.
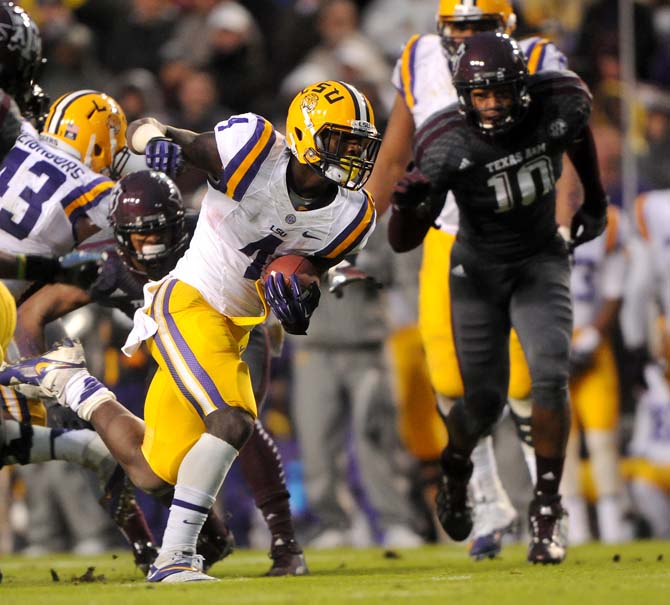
[[391, 166, 431, 211], [56, 250, 107, 290], [569, 205, 607, 250], [264, 273, 321, 335]]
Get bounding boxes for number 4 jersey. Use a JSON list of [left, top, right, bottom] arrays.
[[169, 113, 376, 320], [414, 71, 592, 261], [0, 122, 114, 258]]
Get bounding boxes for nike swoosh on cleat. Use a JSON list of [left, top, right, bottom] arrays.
[[34, 361, 83, 375], [302, 231, 321, 240], [182, 520, 200, 525]]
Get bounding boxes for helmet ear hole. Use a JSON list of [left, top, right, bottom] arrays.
[[94, 143, 102, 156], [294, 127, 303, 141]]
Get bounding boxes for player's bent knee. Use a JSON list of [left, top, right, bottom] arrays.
[[205, 406, 255, 450], [463, 390, 505, 436], [531, 382, 569, 411]]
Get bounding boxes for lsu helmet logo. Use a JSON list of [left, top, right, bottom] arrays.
[[107, 113, 122, 135], [300, 93, 319, 114]]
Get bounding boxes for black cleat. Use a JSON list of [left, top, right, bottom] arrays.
[[527, 494, 568, 565], [266, 536, 309, 576], [435, 454, 473, 541], [197, 512, 235, 572]]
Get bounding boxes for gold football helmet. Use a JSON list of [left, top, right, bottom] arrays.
[[438, 0, 516, 55], [285, 80, 381, 190], [41, 90, 129, 179]]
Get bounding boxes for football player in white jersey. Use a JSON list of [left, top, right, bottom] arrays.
[[0, 80, 381, 582], [620, 189, 670, 537], [561, 206, 632, 544], [0, 89, 129, 301], [0, 84, 162, 572], [627, 363, 670, 538], [365, 0, 573, 559]]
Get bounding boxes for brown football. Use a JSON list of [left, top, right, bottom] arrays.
[[264, 254, 320, 286]]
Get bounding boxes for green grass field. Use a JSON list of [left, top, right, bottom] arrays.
[[1, 541, 670, 605]]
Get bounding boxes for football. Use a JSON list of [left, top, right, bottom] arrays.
[[264, 254, 320, 286]]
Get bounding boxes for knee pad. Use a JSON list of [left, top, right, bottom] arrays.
[[532, 382, 569, 412], [508, 397, 533, 447]]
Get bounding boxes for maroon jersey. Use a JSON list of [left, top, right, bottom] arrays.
[[414, 70, 592, 261]]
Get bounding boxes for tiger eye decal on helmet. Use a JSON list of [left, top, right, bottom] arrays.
[[285, 80, 381, 190], [41, 90, 129, 179]]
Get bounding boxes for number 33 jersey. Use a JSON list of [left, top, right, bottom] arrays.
[[414, 71, 591, 261], [171, 113, 376, 319], [0, 122, 114, 257]]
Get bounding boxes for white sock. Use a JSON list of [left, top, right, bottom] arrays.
[[4, 423, 117, 486], [597, 496, 632, 543], [63, 372, 117, 421], [159, 433, 238, 558], [470, 436, 511, 506], [564, 495, 591, 544], [520, 441, 537, 484]]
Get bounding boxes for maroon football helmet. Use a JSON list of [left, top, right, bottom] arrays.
[[451, 32, 530, 135], [0, 3, 46, 119], [109, 170, 187, 278]]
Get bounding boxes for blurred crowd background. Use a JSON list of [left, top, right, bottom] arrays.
[[2, 0, 670, 558]]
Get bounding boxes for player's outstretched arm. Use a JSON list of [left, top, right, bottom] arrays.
[[14, 283, 93, 356], [566, 125, 608, 248], [366, 94, 415, 217], [387, 166, 436, 252], [127, 117, 221, 179]]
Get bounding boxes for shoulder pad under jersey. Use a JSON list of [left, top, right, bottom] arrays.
[[214, 113, 279, 201]]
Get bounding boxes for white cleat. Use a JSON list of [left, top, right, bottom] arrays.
[[147, 551, 218, 583], [0, 337, 86, 403]]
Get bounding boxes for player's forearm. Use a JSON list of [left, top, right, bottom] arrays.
[[591, 298, 623, 337], [166, 127, 221, 177], [567, 125, 607, 213], [15, 284, 92, 355]]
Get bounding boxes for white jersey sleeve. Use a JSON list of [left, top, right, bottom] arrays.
[[629, 364, 670, 463], [571, 206, 628, 329], [519, 36, 568, 73], [600, 208, 629, 301], [214, 112, 278, 202]]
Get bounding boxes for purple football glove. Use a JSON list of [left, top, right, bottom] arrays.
[[264, 272, 321, 335], [145, 137, 184, 177]]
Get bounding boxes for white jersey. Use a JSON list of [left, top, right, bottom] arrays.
[[571, 206, 628, 330], [171, 113, 376, 319], [629, 364, 670, 464], [0, 121, 114, 298], [620, 190, 670, 349], [391, 34, 568, 234]]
